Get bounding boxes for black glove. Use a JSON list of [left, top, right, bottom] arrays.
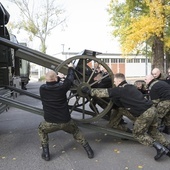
[[81, 86, 91, 95]]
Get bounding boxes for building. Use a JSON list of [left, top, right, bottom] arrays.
[[98, 53, 151, 77], [59, 51, 151, 77]]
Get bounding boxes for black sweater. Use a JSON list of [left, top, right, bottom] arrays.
[[108, 81, 153, 117], [39, 68, 74, 123], [148, 79, 170, 101]]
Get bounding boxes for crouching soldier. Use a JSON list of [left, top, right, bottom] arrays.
[[38, 63, 94, 161]]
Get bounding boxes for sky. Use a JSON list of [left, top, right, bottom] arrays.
[[2, 0, 121, 56]]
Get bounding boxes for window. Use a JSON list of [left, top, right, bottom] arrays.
[[111, 58, 117, 63], [119, 58, 125, 63], [103, 58, 109, 63], [134, 59, 140, 63], [141, 59, 145, 63], [126, 59, 133, 63]]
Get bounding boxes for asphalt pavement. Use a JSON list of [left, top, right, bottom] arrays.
[[0, 81, 170, 170]]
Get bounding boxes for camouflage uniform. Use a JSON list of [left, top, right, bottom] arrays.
[[156, 100, 170, 127], [38, 119, 87, 146], [133, 106, 169, 146], [108, 107, 136, 131]]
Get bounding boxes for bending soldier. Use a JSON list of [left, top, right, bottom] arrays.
[[82, 73, 170, 160], [38, 63, 94, 161]]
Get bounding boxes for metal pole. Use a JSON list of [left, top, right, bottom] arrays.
[[61, 44, 65, 53], [145, 42, 148, 75]]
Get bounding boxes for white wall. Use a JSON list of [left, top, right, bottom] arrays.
[[125, 63, 151, 77]]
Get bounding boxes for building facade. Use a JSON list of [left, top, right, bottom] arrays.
[[59, 51, 151, 77], [98, 53, 151, 77]]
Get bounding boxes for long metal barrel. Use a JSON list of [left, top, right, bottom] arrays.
[[0, 95, 44, 116], [0, 37, 68, 74]]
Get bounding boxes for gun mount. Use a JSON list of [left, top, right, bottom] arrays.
[[0, 37, 115, 123], [0, 3, 135, 141]]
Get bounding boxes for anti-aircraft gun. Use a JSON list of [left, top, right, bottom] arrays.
[[0, 3, 134, 141]]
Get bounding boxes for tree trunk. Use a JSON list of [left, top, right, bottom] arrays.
[[152, 35, 165, 73], [40, 38, 47, 76], [165, 51, 170, 70]]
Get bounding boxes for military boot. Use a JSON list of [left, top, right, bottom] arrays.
[[164, 144, 170, 157], [162, 126, 170, 135], [153, 142, 169, 160], [42, 144, 50, 161], [83, 143, 94, 159]]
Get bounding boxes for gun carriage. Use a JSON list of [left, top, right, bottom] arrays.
[[0, 3, 134, 141]]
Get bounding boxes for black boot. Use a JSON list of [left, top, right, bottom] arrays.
[[83, 143, 94, 159], [162, 126, 170, 135], [42, 144, 50, 161], [164, 144, 170, 157], [153, 142, 169, 160]]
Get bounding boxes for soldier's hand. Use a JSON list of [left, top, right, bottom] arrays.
[[57, 72, 65, 78], [68, 62, 74, 68], [81, 86, 91, 95]]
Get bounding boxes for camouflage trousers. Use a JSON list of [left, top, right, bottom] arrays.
[[133, 106, 170, 146], [156, 100, 170, 126], [38, 119, 87, 146], [108, 107, 136, 131]]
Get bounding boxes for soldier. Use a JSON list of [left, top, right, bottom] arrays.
[[151, 68, 165, 80], [38, 63, 94, 161], [145, 74, 170, 135], [91, 72, 128, 124], [90, 72, 113, 120], [82, 73, 170, 160]]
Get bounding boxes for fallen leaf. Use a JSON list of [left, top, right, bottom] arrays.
[[95, 139, 101, 142], [114, 149, 120, 153], [138, 165, 143, 169]]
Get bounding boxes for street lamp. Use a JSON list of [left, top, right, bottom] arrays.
[[66, 47, 70, 60], [61, 44, 65, 54]]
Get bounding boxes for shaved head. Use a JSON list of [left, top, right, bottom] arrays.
[[145, 74, 154, 85], [45, 70, 58, 82], [151, 68, 161, 79]]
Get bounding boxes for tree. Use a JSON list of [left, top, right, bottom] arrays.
[[7, 0, 66, 76], [8, 0, 66, 54], [108, 0, 170, 73]]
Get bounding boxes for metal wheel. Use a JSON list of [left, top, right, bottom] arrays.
[[55, 55, 114, 123]]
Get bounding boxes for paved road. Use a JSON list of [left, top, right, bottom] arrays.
[[0, 82, 170, 170]]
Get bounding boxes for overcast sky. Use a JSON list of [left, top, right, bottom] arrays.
[[2, 0, 121, 55]]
